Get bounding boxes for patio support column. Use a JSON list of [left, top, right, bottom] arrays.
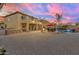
[[36, 24, 38, 31], [26, 22, 29, 32]]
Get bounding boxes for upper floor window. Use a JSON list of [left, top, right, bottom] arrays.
[[21, 16, 25, 19], [21, 15, 30, 20]]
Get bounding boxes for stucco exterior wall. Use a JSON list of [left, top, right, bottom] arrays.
[[5, 13, 20, 30]]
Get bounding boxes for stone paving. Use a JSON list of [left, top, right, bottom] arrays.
[[0, 32, 79, 55]]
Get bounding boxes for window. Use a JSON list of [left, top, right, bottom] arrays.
[[21, 15, 29, 20], [21, 16, 25, 20]]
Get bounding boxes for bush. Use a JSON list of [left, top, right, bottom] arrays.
[[0, 48, 6, 55]]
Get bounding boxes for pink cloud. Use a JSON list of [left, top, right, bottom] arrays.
[[17, 3, 63, 17], [47, 3, 62, 16], [75, 5, 79, 13], [20, 3, 49, 15], [3, 3, 19, 12], [20, 4, 38, 14], [60, 19, 73, 25], [63, 16, 72, 19], [20, 3, 34, 12]]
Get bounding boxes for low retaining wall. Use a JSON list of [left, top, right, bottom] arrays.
[[0, 29, 43, 35], [5, 29, 21, 35], [0, 29, 5, 35]]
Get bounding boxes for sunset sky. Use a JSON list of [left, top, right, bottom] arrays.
[[1, 3, 79, 24]]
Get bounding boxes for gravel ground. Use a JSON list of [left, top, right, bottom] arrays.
[[0, 32, 79, 55]]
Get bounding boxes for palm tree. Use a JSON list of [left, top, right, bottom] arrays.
[[55, 13, 62, 32], [56, 13, 62, 22]]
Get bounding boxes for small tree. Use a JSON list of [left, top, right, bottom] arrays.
[[0, 48, 6, 55]]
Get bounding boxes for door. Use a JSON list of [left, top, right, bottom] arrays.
[[21, 23, 27, 32]]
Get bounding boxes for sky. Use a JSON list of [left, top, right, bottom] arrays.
[[1, 3, 79, 24]]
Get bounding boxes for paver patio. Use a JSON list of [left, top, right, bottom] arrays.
[[0, 32, 79, 55]]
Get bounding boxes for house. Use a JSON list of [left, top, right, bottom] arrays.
[[4, 11, 43, 34]]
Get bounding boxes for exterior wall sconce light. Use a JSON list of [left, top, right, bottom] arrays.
[[32, 20, 35, 23], [39, 22, 42, 24]]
